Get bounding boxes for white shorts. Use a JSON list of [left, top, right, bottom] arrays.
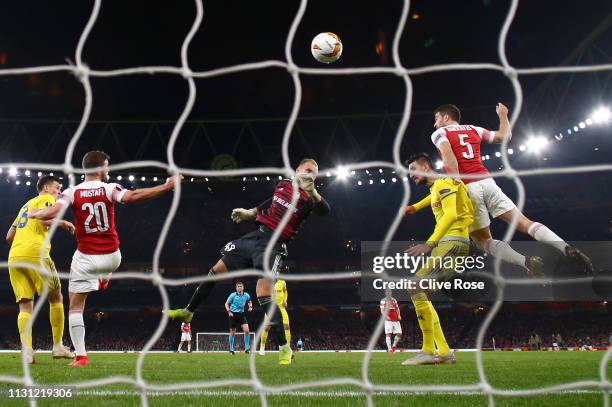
[[69, 249, 122, 293], [384, 320, 402, 335], [181, 333, 192, 342], [466, 178, 516, 232]]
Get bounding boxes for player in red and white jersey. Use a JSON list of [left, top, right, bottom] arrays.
[[380, 296, 402, 353], [32, 150, 181, 366], [177, 322, 192, 353], [406, 103, 593, 275]]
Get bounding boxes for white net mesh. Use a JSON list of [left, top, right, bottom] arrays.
[[0, 0, 610, 406]]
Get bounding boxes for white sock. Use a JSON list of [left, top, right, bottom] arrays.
[[187, 343, 191, 352], [178, 343, 183, 352], [68, 313, 86, 356], [385, 336, 392, 350], [528, 223, 568, 253], [392, 336, 401, 348], [488, 240, 526, 268]]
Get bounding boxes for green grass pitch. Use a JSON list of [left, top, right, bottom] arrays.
[[0, 351, 609, 406]]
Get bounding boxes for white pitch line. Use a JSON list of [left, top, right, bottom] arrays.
[[68, 389, 604, 397]]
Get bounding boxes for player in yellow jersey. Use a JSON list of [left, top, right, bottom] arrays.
[[6, 175, 76, 363], [258, 279, 291, 356], [400, 153, 474, 366]]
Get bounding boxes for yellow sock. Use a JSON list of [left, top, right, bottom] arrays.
[[429, 301, 450, 356], [260, 329, 268, 351], [17, 312, 32, 349], [284, 328, 291, 345], [411, 293, 434, 354], [49, 302, 64, 345]]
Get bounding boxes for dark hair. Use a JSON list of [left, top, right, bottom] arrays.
[[405, 152, 433, 169], [235, 281, 244, 286], [82, 150, 110, 170], [37, 175, 60, 192], [434, 104, 461, 122], [298, 158, 318, 167]]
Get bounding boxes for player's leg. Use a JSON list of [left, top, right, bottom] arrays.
[[17, 299, 35, 363], [242, 322, 251, 353], [496, 208, 593, 273], [229, 328, 236, 354], [68, 250, 121, 366], [384, 320, 393, 351], [281, 308, 291, 347], [467, 180, 543, 276], [392, 323, 402, 351], [259, 317, 270, 355], [470, 226, 543, 276], [402, 241, 466, 365], [165, 259, 229, 323], [68, 292, 88, 361], [385, 334, 392, 351], [187, 338, 192, 353], [9, 265, 36, 363], [257, 276, 292, 364], [254, 245, 292, 364], [46, 259, 74, 359]]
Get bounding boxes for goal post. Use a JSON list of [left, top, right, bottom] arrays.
[[196, 332, 257, 352]]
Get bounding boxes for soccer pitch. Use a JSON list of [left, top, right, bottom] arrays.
[[0, 351, 609, 406]]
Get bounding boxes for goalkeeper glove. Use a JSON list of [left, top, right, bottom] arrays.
[[99, 273, 112, 290], [231, 208, 256, 223], [296, 173, 320, 200]]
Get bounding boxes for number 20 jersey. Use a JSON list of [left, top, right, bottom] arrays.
[[430, 124, 494, 184], [59, 181, 126, 255]]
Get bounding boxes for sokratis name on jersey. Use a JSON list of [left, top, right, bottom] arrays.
[[442, 125, 474, 132], [78, 188, 106, 198]]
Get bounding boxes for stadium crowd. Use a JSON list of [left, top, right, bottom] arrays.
[[0, 307, 608, 352]]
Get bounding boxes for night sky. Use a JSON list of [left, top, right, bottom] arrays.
[[0, 0, 609, 169]]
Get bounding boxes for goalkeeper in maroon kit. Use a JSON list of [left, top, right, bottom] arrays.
[[165, 159, 330, 364]]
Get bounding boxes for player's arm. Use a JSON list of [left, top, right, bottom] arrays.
[[6, 226, 16, 245], [297, 175, 331, 216], [311, 195, 330, 216], [438, 141, 460, 184], [29, 197, 75, 233], [283, 284, 288, 308], [225, 294, 234, 316], [489, 103, 512, 144], [247, 300, 253, 312], [401, 194, 431, 216], [231, 197, 270, 224], [30, 202, 63, 221], [121, 175, 182, 204], [396, 304, 402, 320]]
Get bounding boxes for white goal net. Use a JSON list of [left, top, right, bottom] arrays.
[[0, 0, 610, 406]]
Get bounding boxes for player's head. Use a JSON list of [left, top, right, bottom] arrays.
[[433, 104, 461, 128], [405, 153, 435, 185], [296, 158, 319, 180], [235, 281, 244, 294], [82, 150, 110, 182], [37, 175, 61, 198]]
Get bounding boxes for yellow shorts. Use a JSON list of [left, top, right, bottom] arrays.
[[8, 257, 61, 302], [265, 307, 290, 326], [415, 240, 470, 282]]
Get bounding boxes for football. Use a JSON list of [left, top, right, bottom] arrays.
[[311, 32, 342, 64]]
